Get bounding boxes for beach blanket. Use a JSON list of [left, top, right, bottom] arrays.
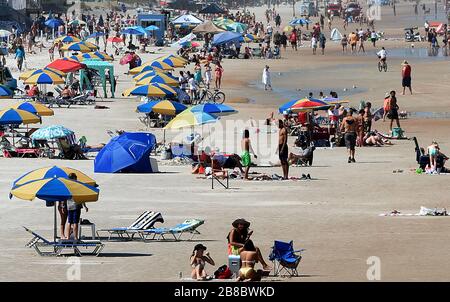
[[379, 207, 448, 217]]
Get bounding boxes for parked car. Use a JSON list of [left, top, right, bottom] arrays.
[[327, 3, 342, 16]]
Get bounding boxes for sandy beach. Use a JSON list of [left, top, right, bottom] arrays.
[[1, 2, 450, 282]]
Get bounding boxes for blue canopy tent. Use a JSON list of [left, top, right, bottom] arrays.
[[212, 31, 242, 45], [94, 132, 157, 173]]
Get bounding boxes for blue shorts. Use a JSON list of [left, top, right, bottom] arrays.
[[68, 209, 81, 224]]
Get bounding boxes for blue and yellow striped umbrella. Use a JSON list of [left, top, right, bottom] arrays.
[[11, 102, 54, 116], [129, 65, 164, 75], [123, 83, 177, 97], [60, 42, 92, 53], [136, 74, 179, 86], [190, 104, 237, 116], [19, 68, 66, 80], [137, 100, 187, 116], [143, 60, 174, 71], [156, 56, 187, 68], [243, 33, 257, 42], [10, 177, 99, 202], [0, 85, 13, 98], [13, 166, 97, 187], [133, 70, 177, 82], [55, 35, 81, 43], [0, 108, 40, 125], [91, 51, 113, 61], [23, 70, 65, 85], [164, 110, 218, 129]]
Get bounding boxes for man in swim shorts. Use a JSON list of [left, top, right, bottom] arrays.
[[241, 129, 257, 180], [278, 120, 289, 179]]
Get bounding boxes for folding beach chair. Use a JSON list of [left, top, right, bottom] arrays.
[[139, 219, 205, 241], [96, 211, 164, 240], [23, 227, 104, 257], [268, 240, 305, 277]]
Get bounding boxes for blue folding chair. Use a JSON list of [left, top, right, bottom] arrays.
[[268, 240, 305, 277]]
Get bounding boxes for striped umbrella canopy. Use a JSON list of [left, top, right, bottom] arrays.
[[107, 36, 123, 43], [0, 108, 40, 125], [136, 74, 179, 87], [133, 70, 177, 82], [143, 60, 174, 71], [321, 97, 350, 105], [91, 51, 113, 61], [243, 33, 257, 42], [13, 166, 97, 187], [54, 35, 81, 43], [10, 177, 99, 203], [156, 56, 187, 68], [71, 52, 102, 61], [289, 18, 311, 26], [19, 68, 66, 80], [31, 125, 74, 141], [137, 100, 187, 116], [226, 22, 247, 33], [122, 83, 177, 97], [23, 70, 65, 85], [60, 42, 92, 53], [83, 41, 100, 50], [164, 110, 218, 129], [0, 85, 13, 98], [279, 98, 331, 113], [11, 102, 54, 116], [161, 54, 189, 64], [129, 65, 164, 75], [190, 103, 237, 116], [86, 32, 106, 39]]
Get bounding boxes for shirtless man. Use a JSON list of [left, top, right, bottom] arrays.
[[241, 129, 257, 180], [340, 108, 358, 163], [278, 120, 289, 179]]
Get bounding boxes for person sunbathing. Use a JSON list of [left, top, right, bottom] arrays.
[[237, 240, 265, 282], [190, 244, 215, 281], [364, 131, 393, 146]]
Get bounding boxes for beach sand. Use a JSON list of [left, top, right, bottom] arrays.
[[1, 2, 450, 281]]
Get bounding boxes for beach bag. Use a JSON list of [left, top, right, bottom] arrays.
[[214, 265, 232, 279]]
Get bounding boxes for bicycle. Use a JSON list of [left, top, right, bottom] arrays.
[[378, 57, 387, 72], [195, 86, 226, 104]]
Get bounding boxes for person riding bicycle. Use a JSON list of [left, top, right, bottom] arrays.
[[376, 47, 387, 65]]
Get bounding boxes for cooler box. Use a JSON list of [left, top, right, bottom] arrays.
[[392, 127, 404, 138], [228, 255, 241, 277]]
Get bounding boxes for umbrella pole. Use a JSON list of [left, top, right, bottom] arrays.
[[163, 129, 166, 145], [54, 202, 57, 243]]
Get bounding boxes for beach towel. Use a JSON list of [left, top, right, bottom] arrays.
[[330, 28, 343, 42]]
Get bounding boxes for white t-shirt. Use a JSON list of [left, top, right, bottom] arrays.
[[188, 78, 197, 90], [377, 49, 387, 59]]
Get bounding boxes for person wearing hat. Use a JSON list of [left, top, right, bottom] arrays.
[[401, 60, 412, 95], [227, 219, 271, 271], [382, 92, 391, 122], [190, 244, 215, 281]]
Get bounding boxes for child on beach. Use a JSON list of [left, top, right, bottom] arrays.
[[241, 129, 257, 180]]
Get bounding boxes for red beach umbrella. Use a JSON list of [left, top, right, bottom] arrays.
[[46, 58, 86, 73]]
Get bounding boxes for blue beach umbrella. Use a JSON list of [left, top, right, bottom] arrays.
[[190, 103, 237, 116], [94, 132, 157, 173], [121, 26, 147, 36], [137, 100, 187, 116], [86, 32, 106, 39], [289, 18, 311, 26], [145, 25, 159, 31], [0, 85, 13, 98], [45, 18, 64, 29], [212, 31, 243, 45]]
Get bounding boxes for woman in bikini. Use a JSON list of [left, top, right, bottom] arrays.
[[238, 240, 264, 282], [427, 141, 440, 172], [190, 244, 215, 281], [227, 219, 271, 271]]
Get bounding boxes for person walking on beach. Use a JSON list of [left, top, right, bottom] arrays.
[[341, 108, 357, 163], [241, 129, 257, 180], [341, 34, 348, 53], [401, 60, 412, 95], [15, 45, 25, 71], [358, 35, 365, 53], [190, 244, 215, 281], [387, 90, 401, 131], [289, 30, 297, 51], [370, 30, 377, 47], [319, 33, 326, 55], [214, 62, 224, 89], [204, 63, 212, 89], [349, 32, 358, 53], [65, 173, 89, 241], [311, 35, 318, 55], [278, 120, 289, 179], [262, 65, 272, 91]]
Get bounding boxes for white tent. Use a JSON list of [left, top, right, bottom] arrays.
[[330, 28, 343, 42], [171, 14, 203, 25]]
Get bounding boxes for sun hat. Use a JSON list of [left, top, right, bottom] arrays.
[[385, 92, 390, 98], [232, 218, 250, 228]]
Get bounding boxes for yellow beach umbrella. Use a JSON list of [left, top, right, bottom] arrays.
[[129, 65, 164, 75], [54, 35, 81, 43], [164, 110, 218, 130], [122, 83, 177, 97], [23, 70, 65, 85], [61, 42, 92, 53], [136, 74, 179, 87], [19, 68, 66, 81], [0, 108, 40, 125], [141, 60, 174, 71], [283, 25, 294, 32], [11, 102, 54, 116], [13, 166, 97, 187]]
